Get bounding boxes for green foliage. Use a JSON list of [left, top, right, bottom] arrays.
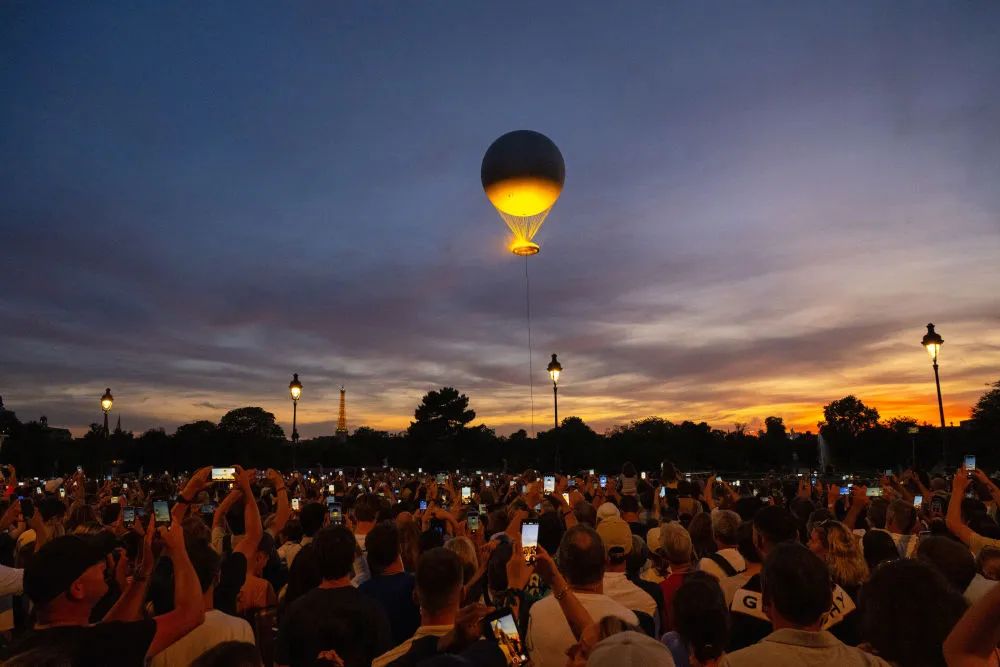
[[4, 385, 1000, 475], [819, 395, 880, 439], [971, 381, 1000, 432], [219, 407, 285, 440]]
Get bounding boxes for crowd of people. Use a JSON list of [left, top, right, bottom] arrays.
[[1, 460, 1000, 666]]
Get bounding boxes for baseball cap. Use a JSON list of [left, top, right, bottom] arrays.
[[596, 517, 633, 556], [24, 535, 108, 605], [587, 630, 676, 666], [596, 502, 620, 523]]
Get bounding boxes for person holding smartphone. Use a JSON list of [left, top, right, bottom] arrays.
[[9, 519, 204, 666]]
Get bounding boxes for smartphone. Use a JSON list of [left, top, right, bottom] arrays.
[[543, 476, 555, 493], [153, 500, 170, 526], [330, 504, 342, 524], [483, 608, 528, 665], [599, 475, 607, 489], [562, 492, 570, 504], [211, 467, 236, 482], [484, 479, 491, 488], [19, 498, 34, 520], [521, 520, 539, 563], [965, 455, 976, 477], [419, 500, 428, 511], [291, 498, 301, 511], [326, 496, 336, 508], [123, 506, 136, 524], [589, 469, 595, 475], [328, 484, 335, 494], [436, 473, 446, 484], [111, 495, 119, 504], [839, 487, 850, 496], [660, 486, 666, 498], [200, 502, 216, 514], [35, 486, 42, 495], [568, 478, 576, 488], [462, 486, 472, 503], [866, 487, 883, 497], [59, 488, 66, 499], [640, 471, 647, 480], [884, 469, 892, 478], [913, 494, 924, 508], [77, 465, 83, 473], [418, 467, 423, 474], [468, 514, 479, 533]]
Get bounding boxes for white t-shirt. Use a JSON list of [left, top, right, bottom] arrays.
[[602, 572, 657, 619], [150, 609, 255, 667], [527, 591, 638, 667], [699, 548, 747, 580]]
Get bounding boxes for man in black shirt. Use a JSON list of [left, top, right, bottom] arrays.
[[276, 525, 391, 667], [8, 521, 205, 666], [728, 506, 799, 651]]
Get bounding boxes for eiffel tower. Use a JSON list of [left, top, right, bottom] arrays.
[[336, 386, 348, 443]]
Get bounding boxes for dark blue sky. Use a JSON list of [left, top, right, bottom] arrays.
[[3, 2, 999, 437]]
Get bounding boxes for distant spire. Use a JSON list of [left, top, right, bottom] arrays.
[[336, 386, 348, 443], [115, 415, 122, 435]]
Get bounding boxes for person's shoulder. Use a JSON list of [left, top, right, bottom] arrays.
[[581, 592, 638, 623]]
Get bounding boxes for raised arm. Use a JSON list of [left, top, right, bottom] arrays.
[[533, 547, 593, 640], [266, 469, 290, 538], [943, 573, 1000, 666], [233, 466, 263, 560], [174, 466, 212, 524], [842, 486, 869, 531], [104, 515, 156, 622], [946, 469, 975, 547], [214, 487, 243, 529], [146, 521, 206, 659]]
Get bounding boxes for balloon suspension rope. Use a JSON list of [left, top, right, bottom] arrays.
[[524, 255, 536, 437]]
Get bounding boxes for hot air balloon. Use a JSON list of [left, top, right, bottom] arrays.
[[481, 130, 565, 256]]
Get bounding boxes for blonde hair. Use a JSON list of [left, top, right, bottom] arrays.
[[818, 520, 869, 588], [445, 536, 478, 583]]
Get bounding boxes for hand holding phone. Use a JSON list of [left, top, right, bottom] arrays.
[[521, 520, 539, 564], [153, 500, 170, 526], [211, 467, 236, 482]]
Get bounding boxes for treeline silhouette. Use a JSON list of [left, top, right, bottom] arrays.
[[1, 384, 998, 477]]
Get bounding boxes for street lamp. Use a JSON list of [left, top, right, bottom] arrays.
[[547, 354, 562, 471], [546, 354, 562, 429], [100, 388, 113, 437], [289, 373, 302, 469], [921, 323, 946, 464]]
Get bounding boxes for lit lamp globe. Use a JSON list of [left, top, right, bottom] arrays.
[[482, 130, 565, 256], [547, 354, 562, 385], [289, 374, 303, 402], [101, 388, 114, 413], [921, 323, 943, 363]]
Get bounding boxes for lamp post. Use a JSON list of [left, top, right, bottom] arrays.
[[289, 373, 302, 470], [100, 388, 113, 437], [547, 354, 562, 471], [921, 323, 946, 465]]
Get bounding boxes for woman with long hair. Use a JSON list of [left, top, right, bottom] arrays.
[[807, 519, 868, 646], [807, 519, 869, 591]]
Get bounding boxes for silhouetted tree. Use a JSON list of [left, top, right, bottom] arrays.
[[972, 381, 1000, 434], [819, 396, 880, 439]]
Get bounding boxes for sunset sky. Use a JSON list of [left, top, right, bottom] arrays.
[[2, 2, 999, 438]]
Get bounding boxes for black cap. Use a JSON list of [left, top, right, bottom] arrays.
[[24, 535, 107, 605]]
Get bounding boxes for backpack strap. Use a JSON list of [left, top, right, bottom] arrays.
[[705, 551, 738, 577]]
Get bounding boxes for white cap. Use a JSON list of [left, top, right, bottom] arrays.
[[596, 502, 620, 523], [587, 630, 676, 666]]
